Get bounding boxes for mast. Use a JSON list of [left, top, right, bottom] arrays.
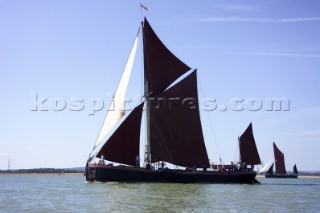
[[142, 20, 151, 166], [145, 80, 151, 165]]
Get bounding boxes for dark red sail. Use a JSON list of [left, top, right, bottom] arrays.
[[143, 18, 191, 95], [97, 103, 144, 166], [149, 71, 210, 168], [239, 123, 261, 165], [293, 164, 298, 174], [266, 163, 274, 175], [273, 142, 287, 175]]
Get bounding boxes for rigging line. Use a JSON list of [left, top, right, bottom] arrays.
[[139, 4, 144, 96], [148, 107, 175, 167], [140, 3, 143, 23], [149, 111, 172, 166], [157, 121, 175, 166], [198, 73, 222, 164]]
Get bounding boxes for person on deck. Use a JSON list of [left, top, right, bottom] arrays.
[[236, 162, 241, 171], [135, 155, 140, 168], [203, 166, 207, 172], [160, 161, 165, 169], [98, 155, 105, 167]]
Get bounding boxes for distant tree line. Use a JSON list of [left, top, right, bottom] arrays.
[[0, 168, 84, 173]]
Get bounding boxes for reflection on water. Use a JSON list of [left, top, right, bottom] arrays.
[[0, 174, 320, 212]]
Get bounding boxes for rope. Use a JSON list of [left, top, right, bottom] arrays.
[[198, 74, 222, 164]]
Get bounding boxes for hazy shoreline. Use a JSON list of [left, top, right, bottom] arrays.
[[0, 172, 83, 175]]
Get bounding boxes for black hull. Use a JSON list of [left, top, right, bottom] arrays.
[[86, 166, 259, 184], [265, 174, 298, 178]]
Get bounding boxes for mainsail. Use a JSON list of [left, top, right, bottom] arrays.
[[273, 142, 287, 175], [94, 28, 140, 148], [143, 18, 209, 168], [239, 123, 261, 165], [149, 71, 210, 168]]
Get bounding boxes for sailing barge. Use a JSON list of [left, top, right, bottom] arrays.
[[85, 18, 261, 184], [265, 142, 298, 178]]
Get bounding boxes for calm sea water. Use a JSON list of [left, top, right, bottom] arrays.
[[0, 174, 319, 212]]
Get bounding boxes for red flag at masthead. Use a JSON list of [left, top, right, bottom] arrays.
[[140, 3, 148, 11]]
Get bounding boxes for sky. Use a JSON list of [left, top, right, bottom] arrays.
[[0, 0, 320, 171]]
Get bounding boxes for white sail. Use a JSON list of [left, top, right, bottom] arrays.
[[258, 160, 273, 174], [94, 28, 140, 149]]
